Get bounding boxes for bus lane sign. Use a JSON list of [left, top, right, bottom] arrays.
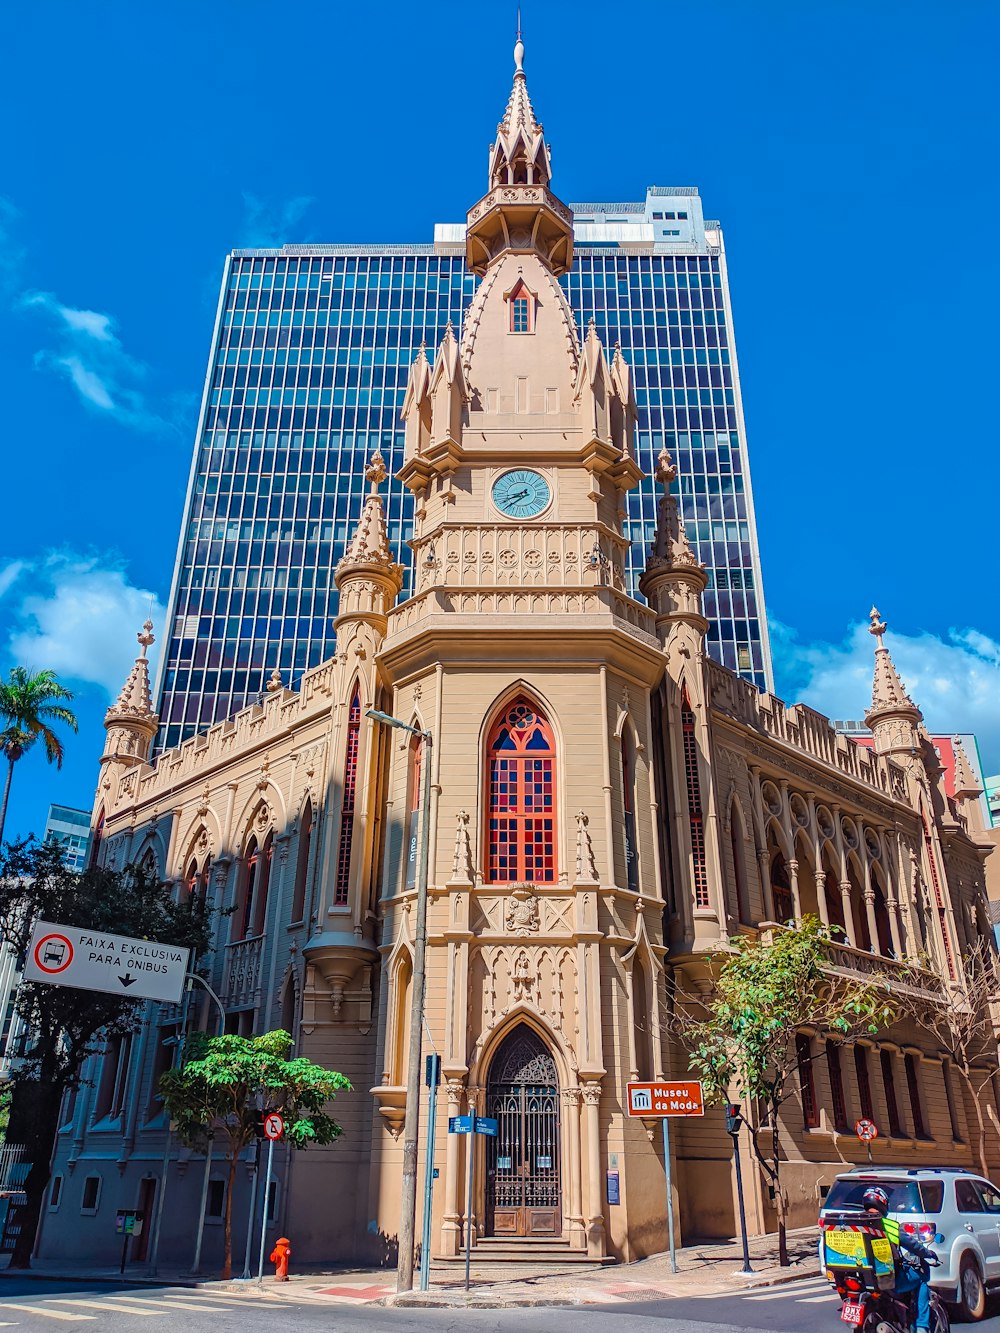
[[23, 920, 189, 1004]]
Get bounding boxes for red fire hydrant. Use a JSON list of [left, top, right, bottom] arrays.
[[270, 1236, 291, 1281]]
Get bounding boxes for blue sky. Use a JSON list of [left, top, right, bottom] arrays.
[[1, 0, 998, 840]]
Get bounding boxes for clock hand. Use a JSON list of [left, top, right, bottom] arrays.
[[507, 489, 530, 502]]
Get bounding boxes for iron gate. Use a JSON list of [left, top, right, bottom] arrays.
[[485, 1027, 561, 1237]]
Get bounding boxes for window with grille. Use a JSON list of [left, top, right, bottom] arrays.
[[880, 1049, 903, 1137], [334, 686, 361, 905], [796, 1033, 819, 1129], [621, 729, 639, 893], [681, 693, 709, 908], [854, 1045, 874, 1121], [904, 1053, 928, 1139], [826, 1041, 849, 1131], [486, 699, 556, 883]]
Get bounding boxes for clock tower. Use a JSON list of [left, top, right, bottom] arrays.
[[371, 35, 687, 1263]]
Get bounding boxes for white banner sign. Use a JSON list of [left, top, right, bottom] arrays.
[[23, 920, 189, 1004]]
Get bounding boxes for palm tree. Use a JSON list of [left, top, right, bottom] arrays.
[[0, 668, 78, 846]]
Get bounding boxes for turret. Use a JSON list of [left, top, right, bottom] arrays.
[[333, 451, 405, 642], [465, 35, 573, 276], [864, 607, 922, 759], [639, 448, 708, 650], [952, 736, 986, 833], [101, 621, 159, 767]]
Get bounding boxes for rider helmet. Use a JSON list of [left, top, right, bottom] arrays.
[[861, 1186, 890, 1216]]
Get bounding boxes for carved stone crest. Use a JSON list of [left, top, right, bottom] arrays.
[[505, 884, 539, 936]]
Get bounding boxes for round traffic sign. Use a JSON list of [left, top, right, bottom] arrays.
[[33, 933, 74, 975], [263, 1112, 285, 1140], [855, 1118, 879, 1142]]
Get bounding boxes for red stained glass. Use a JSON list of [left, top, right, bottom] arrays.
[[486, 700, 556, 883]]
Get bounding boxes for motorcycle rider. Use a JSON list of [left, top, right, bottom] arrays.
[[860, 1185, 939, 1333]]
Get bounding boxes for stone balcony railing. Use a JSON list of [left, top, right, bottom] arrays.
[[761, 923, 945, 1000], [467, 185, 574, 228], [705, 658, 909, 804], [223, 935, 263, 1008], [412, 523, 630, 593]]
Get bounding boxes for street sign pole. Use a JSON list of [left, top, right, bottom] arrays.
[[191, 1133, 214, 1275], [662, 1117, 677, 1275], [464, 1121, 475, 1293], [257, 1134, 275, 1282], [241, 1140, 260, 1280], [419, 1053, 440, 1292]]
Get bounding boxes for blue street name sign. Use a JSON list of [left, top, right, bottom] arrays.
[[474, 1116, 499, 1137], [449, 1115, 473, 1134]]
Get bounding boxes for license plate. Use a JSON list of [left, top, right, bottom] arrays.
[[840, 1302, 864, 1326]]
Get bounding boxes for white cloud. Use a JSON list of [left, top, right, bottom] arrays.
[[0, 553, 165, 700], [770, 615, 1000, 774], [22, 290, 167, 432], [240, 192, 314, 247]]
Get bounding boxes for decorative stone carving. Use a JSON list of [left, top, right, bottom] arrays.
[[505, 885, 539, 935], [451, 809, 474, 883], [575, 811, 599, 882], [512, 951, 534, 1002]]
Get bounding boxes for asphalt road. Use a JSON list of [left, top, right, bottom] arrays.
[[1, 1275, 1000, 1332]]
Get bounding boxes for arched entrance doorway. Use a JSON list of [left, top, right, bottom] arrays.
[[485, 1025, 561, 1237]]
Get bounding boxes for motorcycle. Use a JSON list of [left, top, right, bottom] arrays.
[[831, 1255, 950, 1332], [821, 1209, 950, 1333]]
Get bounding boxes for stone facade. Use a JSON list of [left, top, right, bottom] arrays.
[[37, 41, 997, 1272]]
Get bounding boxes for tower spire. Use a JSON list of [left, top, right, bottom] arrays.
[[639, 448, 708, 645], [864, 606, 922, 757], [102, 620, 159, 766]]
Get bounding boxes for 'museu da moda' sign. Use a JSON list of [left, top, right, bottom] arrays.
[[23, 920, 189, 1004], [625, 1080, 705, 1118]]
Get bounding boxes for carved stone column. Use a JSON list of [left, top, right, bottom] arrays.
[[757, 849, 774, 921], [441, 1080, 464, 1256], [840, 881, 857, 947], [562, 1087, 585, 1249], [581, 1081, 606, 1257], [814, 871, 830, 927], [863, 891, 880, 957], [788, 859, 802, 921]]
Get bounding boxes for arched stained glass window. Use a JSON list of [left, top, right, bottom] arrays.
[[486, 698, 556, 883], [334, 685, 362, 906]]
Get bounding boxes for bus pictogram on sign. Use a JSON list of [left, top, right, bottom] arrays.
[[33, 933, 74, 975]]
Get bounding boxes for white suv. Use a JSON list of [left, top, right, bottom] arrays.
[[820, 1167, 1000, 1321]]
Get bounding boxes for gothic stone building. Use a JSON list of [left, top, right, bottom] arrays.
[[38, 43, 996, 1270]]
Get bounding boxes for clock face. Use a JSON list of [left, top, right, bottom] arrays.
[[491, 469, 551, 519]]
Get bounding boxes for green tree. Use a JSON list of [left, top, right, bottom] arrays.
[[0, 667, 78, 846], [678, 916, 893, 1265], [160, 1030, 351, 1279], [0, 838, 212, 1268]]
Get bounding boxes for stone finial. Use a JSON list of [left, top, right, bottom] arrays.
[[266, 667, 283, 693], [575, 810, 599, 883], [514, 11, 524, 73], [952, 737, 982, 801], [645, 448, 700, 572], [364, 449, 387, 490], [137, 619, 155, 656]]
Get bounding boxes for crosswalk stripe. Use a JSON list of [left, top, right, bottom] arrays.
[[48, 1299, 161, 1317], [111, 1301, 242, 1311], [155, 1292, 286, 1307], [798, 1294, 839, 1304], [0, 1305, 94, 1322], [745, 1284, 827, 1301]]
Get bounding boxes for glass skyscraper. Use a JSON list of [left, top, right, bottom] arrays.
[[156, 188, 772, 752]]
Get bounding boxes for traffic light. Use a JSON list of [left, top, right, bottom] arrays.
[[724, 1103, 743, 1135]]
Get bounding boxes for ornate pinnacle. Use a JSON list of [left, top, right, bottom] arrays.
[[365, 449, 387, 489], [869, 606, 886, 640], [655, 447, 678, 487], [137, 619, 155, 656]]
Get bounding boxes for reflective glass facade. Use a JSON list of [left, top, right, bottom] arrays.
[[157, 195, 772, 752]]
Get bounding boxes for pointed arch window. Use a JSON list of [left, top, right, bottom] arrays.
[[291, 799, 312, 923], [240, 831, 272, 938], [334, 685, 362, 906], [621, 726, 639, 893], [770, 848, 793, 923], [486, 698, 556, 884], [729, 805, 750, 924], [89, 812, 105, 869], [507, 281, 533, 334], [681, 692, 709, 908]]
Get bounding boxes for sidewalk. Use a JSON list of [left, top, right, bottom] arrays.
[[0, 1228, 820, 1309]]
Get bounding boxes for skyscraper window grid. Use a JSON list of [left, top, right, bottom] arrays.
[[157, 213, 771, 753]]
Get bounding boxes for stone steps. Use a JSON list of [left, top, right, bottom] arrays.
[[434, 1239, 613, 1267]]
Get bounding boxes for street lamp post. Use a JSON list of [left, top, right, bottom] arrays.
[[366, 709, 432, 1294]]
